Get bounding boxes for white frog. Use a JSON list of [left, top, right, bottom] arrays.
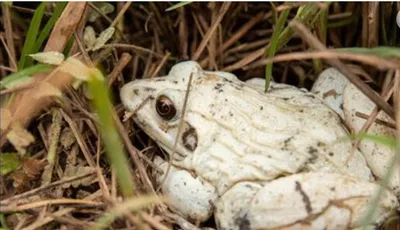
[[120, 61, 399, 229]]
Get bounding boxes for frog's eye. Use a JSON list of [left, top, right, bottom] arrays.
[[156, 95, 177, 120]]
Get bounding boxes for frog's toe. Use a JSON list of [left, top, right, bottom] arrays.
[[154, 156, 218, 223]]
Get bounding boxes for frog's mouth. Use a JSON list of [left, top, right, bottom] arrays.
[[145, 121, 198, 162]]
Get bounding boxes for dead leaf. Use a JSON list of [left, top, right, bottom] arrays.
[[29, 51, 65, 65], [1, 108, 12, 131], [62, 165, 97, 188], [84, 26, 96, 50], [22, 158, 46, 179], [88, 2, 115, 22], [33, 82, 63, 99], [6, 123, 35, 154], [59, 57, 90, 81], [60, 128, 76, 150], [92, 27, 115, 51]]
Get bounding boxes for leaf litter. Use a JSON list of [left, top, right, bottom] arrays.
[[0, 2, 399, 230]]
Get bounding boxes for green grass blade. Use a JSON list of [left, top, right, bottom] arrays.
[[87, 68, 135, 198], [165, 1, 192, 11], [18, 3, 46, 69], [348, 133, 397, 149], [0, 213, 9, 230], [33, 2, 67, 53], [312, 5, 328, 74], [336, 46, 400, 58], [1, 64, 53, 89], [265, 9, 290, 92]]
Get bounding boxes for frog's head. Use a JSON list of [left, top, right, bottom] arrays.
[[121, 61, 231, 161]]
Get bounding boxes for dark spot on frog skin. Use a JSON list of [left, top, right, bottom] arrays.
[[133, 89, 139, 96], [222, 78, 233, 84], [307, 146, 318, 163], [149, 96, 155, 100], [234, 214, 251, 230], [144, 87, 155, 92], [214, 83, 224, 90], [295, 181, 312, 214], [304, 94, 316, 99], [284, 137, 293, 146], [260, 106, 263, 111], [214, 83, 224, 93], [329, 152, 334, 157], [173, 80, 178, 84], [182, 125, 198, 151], [155, 78, 166, 82], [234, 85, 243, 91], [308, 146, 318, 154]]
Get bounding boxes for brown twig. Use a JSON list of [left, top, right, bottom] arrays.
[[61, 109, 96, 168], [108, 53, 133, 86]]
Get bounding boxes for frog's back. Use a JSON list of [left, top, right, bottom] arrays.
[[181, 71, 372, 193]]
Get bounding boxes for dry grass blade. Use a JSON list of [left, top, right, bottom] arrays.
[[114, 108, 155, 193], [1, 4, 17, 70], [290, 20, 395, 119], [199, 12, 267, 67], [192, 2, 231, 61], [243, 50, 400, 70], [157, 72, 193, 192], [94, 195, 162, 230], [0, 171, 96, 206], [0, 198, 102, 213], [61, 109, 96, 168]]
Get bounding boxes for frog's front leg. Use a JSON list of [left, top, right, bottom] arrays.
[[215, 172, 398, 230], [154, 156, 218, 223]]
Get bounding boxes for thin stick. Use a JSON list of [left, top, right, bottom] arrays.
[[157, 72, 194, 192]]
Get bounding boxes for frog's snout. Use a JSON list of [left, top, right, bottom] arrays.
[[120, 81, 144, 112]]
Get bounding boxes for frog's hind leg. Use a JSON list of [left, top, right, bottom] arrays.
[[311, 68, 349, 119], [215, 172, 398, 230], [153, 156, 219, 224], [214, 181, 262, 230]]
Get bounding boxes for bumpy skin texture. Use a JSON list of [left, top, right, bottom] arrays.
[[120, 62, 398, 229]]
